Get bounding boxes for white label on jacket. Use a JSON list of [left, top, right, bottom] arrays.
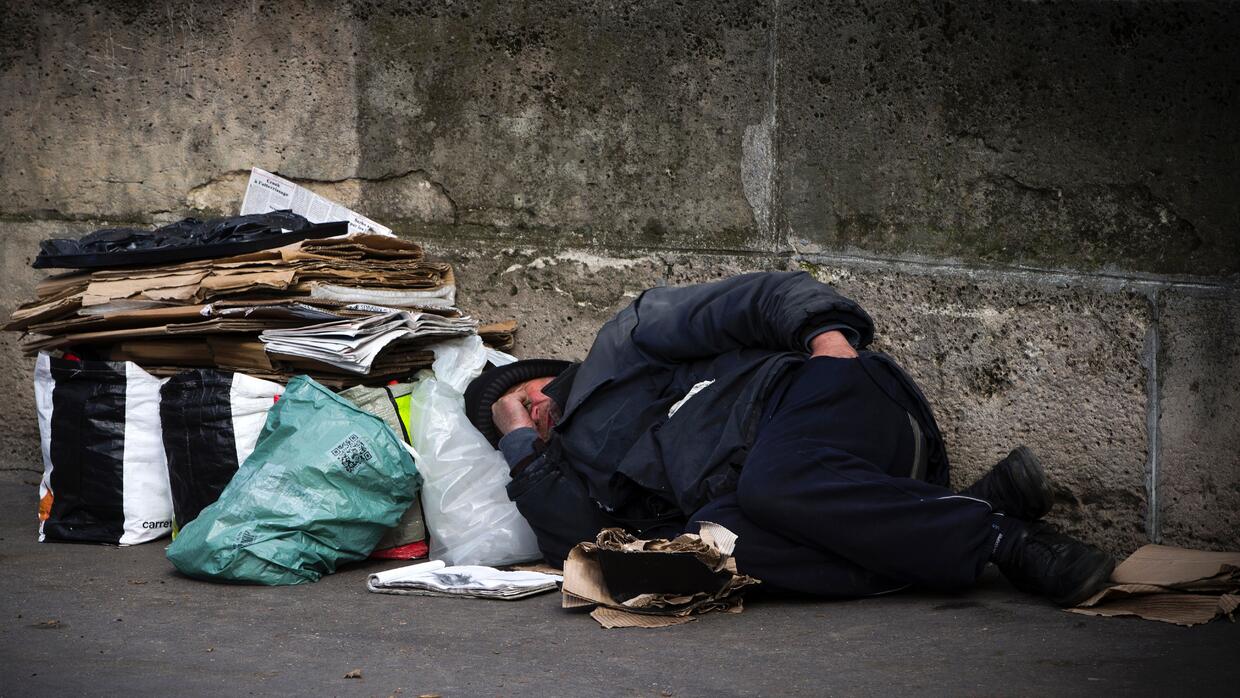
[[668, 380, 715, 418]]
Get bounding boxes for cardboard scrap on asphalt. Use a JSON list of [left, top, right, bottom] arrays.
[[1070, 544, 1240, 626], [561, 523, 758, 629]]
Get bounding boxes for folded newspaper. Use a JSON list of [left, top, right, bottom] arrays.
[[308, 282, 456, 309], [260, 311, 477, 374], [367, 560, 562, 600], [240, 167, 393, 237]]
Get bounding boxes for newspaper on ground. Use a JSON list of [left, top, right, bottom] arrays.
[[240, 167, 393, 237], [367, 560, 562, 600], [260, 311, 476, 374]]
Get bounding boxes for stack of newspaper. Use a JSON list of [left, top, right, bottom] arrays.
[[2, 169, 516, 387], [366, 560, 563, 600], [261, 311, 478, 374]]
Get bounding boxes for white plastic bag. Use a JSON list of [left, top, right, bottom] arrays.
[[407, 336, 541, 566]]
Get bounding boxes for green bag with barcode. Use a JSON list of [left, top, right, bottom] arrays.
[[166, 375, 419, 585]]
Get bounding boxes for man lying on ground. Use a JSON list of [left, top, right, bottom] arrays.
[[464, 271, 1116, 606]]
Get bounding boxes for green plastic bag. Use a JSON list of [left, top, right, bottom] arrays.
[[166, 376, 419, 585]]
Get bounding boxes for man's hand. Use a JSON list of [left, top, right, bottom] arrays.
[[492, 390, 536, 436], [810, 330, 858, 359]]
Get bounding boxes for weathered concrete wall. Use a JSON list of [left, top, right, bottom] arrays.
[[0, 222, 57, 467], [778, 1, 1240, 274], [4, 1, 1238, 271], [0, 1, 363, 218], [1, 0, 1237, 553], [1155, 289, 1240, 551]]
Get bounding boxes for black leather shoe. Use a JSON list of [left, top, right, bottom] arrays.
[[997, 522, 1116, 607], [962, 446, 1055, 521]]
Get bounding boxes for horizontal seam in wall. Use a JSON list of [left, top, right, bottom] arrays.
[[455, 241, 1237, 294], [791, 251, 1237, 295]]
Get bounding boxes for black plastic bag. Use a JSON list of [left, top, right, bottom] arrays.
[[33, 210, 346, 269]]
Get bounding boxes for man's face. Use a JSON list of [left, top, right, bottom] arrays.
[[498, 376, 560, 441]]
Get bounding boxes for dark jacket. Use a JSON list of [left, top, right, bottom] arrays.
[[502, 271, 948, 566]]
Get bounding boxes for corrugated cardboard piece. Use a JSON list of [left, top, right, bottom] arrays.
[[1070, 544, 1240, 626], [561, 523, 759, 629]]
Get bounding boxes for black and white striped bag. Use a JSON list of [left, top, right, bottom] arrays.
[[34, 353, 174, 545], [159, 369, 283, 535]]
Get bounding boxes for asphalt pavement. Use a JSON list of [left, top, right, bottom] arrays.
[[0, 469, 1235, 697]]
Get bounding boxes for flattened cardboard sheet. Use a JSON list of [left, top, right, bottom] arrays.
[[1070, 544, 1240, 626]]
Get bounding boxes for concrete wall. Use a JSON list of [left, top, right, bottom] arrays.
[[1, 0, 1236, 554]]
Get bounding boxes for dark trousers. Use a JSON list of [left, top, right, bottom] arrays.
[[689, 356, 997, 596]]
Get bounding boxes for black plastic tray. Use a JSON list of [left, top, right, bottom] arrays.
[[32, 221, 348, 269]]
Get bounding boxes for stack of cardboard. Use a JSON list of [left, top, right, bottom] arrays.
[[4, 233, 516, 387]]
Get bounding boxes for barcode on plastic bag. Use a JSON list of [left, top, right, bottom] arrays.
[[331, 433, 375, 474]]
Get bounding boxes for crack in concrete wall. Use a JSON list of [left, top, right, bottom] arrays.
[[741, 0, 781, 250], [1143, 294, 1162, 543], [741, 116, 775, 240]]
